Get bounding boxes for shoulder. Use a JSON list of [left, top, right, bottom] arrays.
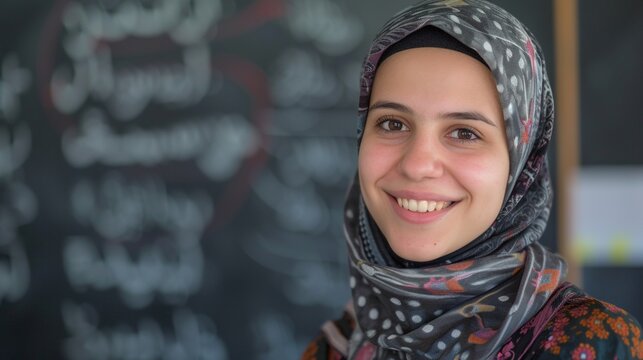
[[531, 294, 643, 359], [301, 306, 356, 360]]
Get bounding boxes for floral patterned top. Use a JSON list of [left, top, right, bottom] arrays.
[[302, 283, 643, 360]]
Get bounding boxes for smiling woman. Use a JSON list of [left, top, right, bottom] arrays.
[[302, 1, 643, 359]]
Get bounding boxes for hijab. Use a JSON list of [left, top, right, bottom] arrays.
[[344, 1, 566, 359]]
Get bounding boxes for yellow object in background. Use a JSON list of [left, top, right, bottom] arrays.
[[572, 236, 594, 264], [609, 233, 632, 264]]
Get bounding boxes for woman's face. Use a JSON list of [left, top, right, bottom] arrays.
[[359, 47, 509, 262]]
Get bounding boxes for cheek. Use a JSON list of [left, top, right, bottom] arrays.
[[358, 141, 396, 185], [454, 152, 509, 201]]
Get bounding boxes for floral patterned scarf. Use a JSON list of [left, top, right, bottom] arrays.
[[345, 0, 566, 359]]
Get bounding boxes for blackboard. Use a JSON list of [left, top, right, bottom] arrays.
[[0, 1, 555, 359], [580, 0, 643, 166]]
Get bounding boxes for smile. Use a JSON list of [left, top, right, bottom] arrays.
[[396, 198, 453, 213]]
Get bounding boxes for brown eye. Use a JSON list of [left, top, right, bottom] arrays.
[[448, 128, 479, 141], [379, 119, 409, 132]]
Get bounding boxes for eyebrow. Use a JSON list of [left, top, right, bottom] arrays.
[[368, 101, 497, 127], [368, 101, 413, 114], [440, 111, 497, 127]]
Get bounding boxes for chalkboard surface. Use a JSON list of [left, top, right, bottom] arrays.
[[579, 0, 643, 165], [0, 1, 553, 359]]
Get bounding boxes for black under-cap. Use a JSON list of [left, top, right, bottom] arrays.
[[379, 25, 487, 67]]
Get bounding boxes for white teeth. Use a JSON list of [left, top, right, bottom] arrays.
[[408, 199, 418, 211], [396, 198, 452, 213]]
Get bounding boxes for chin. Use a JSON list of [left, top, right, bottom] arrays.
[[388, 238, 449, 263]]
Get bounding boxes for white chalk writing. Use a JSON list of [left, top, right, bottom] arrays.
[[0, 52, 33, 180], [71, 174, 213, 240], [271, 48, 344, 108], [0, 52, 34, 305], [52, 0, 224, 120], [62, 110, 258, 180], [253, 169, 330, 233], [63, 236, 204, 308], [0, 124, 31, 178], [252, 314, 305, 360], [63, 302, 228, 360], [0, 242, 30, 304], [61, 0, 222, 47], [0, 181, 38, 246], [0, 181, 34, 304], [0, 54, 31, 121], [245, 233, 348, 309], [274, 137, 355, 186], [286, 0, 363, 55], [51, 45, 215, 120], [252, 134, 355, 233]]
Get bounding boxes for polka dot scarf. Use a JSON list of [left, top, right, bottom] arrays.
[[345, 0, 566, 359]]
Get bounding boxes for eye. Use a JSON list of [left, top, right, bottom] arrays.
[[378, 118, 409, 132], [447, 128, 479, 141]]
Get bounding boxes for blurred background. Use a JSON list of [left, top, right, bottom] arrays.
[[0, 0, 640, 359]]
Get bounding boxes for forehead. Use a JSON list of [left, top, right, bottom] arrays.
[[369, 48, 501, 117]]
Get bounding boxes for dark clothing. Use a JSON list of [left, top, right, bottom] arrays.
[[303, 283, 643, 360]]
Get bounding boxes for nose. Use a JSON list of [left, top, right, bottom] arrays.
[[398, 134, 444, 181]]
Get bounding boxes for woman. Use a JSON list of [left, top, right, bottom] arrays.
[[302, 0, 643, 359]]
